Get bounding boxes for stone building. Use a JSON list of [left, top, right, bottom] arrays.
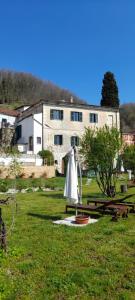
[[15, 99, 120, 172]]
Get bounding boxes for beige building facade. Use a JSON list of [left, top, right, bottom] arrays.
[[16, 100, 120, 172]]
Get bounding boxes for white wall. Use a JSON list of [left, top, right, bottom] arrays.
[[17, 116, 33, 151], [33, 113, 42, 154], [17, 113, 42, 154], [0, 154, 42, 166], [0, 113, 16, 127]]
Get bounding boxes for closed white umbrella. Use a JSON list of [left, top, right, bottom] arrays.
[[121, 160, 125, 173], [64, 148, 78, 204], [113, 153, 118, 170], [113, 157, 117, 170]]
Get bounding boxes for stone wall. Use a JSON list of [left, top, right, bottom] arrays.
[[0, 165, 55, 179]]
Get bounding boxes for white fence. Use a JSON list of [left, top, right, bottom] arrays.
[[0, 154, 43, 166]]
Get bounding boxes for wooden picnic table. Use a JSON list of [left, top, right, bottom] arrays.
[[65, 202, 129, 221], [104, 204, 128, 220], [87, 195, 135, 212]]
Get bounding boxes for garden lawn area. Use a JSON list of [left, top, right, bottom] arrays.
[[0, 179, 135, 300]]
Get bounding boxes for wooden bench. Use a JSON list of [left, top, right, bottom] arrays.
[[65, 203, 128, 221], [87, 195, 135, 212], [127, 180, 135, 188], [106, 204, 128, 221], [87, 199, 109, 206], [127, 183, 135, 189], [65, 204, 101, 214]]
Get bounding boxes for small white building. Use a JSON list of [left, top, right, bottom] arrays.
[[15, 99, 120, 172], [0, 108, 19, 128], [0, 108, 20, 147]]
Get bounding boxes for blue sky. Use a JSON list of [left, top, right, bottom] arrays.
[[0, 0, 135, 105]]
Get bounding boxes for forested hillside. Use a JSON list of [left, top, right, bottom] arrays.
[[120, 103, 135, 132], [0, 70, 85, 106], [0, 70, 134, 132]]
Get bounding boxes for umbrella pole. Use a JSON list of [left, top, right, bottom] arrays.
[[78, 161, 82, 204], [75, 205, 78, 216], [79, 162, 82, 204]]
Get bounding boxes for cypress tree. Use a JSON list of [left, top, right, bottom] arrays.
[[100, 72, 120, 108]]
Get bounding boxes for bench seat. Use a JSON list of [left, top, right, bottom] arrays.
[[65, 202, 129, 221]]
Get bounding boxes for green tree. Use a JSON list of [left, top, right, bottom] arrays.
[[100, 72, 120, 108], [38, 149, 54, 165], [80, 126, 122, 197], [122, 145, 135, 177]]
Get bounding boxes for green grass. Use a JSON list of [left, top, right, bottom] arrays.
[[0, 177, 67, 192], [0, 179, 135, 300]]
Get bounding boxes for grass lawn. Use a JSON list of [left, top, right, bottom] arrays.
[[0, 179, 135, 300]]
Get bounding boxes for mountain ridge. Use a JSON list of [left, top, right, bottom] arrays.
[[0, 69, 86, 107]]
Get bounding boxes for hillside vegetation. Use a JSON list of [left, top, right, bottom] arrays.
[[0, 69, 85, 107], [0, 69, 134, 133]]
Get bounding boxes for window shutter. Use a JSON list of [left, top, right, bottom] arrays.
[[60, 135, 63, 145], [50, 109, 53, 120], [61, 110, 63, 120], [79, 112, 82, 122], [95, 114, 98, 123]]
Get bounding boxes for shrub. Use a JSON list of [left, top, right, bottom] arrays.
[[29, 172, 35, 179], [0, 182, 8, 192], [27, 188, 33, 193], [122, 144, 135, 177], [19, 172, 26, 179], [16, 180, 28, 191], [38, 150, 54, 165], [41, 171, 47, 178]]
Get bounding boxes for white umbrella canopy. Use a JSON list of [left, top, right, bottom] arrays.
[[113, 157, 117, 170], [121, 160, 125, 173], [113, 153, 118, 170], [64, 148, 79, 204]]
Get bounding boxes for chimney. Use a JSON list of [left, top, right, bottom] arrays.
[[70, 96, 73, 103]]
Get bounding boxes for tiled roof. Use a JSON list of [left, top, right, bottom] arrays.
[[19, 99, 119, 114], [0, 108, 20, 117]]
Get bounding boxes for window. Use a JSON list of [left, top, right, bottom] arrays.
[[108, 115, 113, 127], [71, 112, 82, 122], [71, 136, 80, 146], [90, 113, 98, 123], [1, 118, 7, 127], [16, 125, 22, 140], [54, 135, 63, 145], [50, 109, 63, 120], [37, 137, 41, 144], [29, 136, 33, 151]]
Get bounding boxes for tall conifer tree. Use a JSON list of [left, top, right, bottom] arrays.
[[100, 72, 119, 107]]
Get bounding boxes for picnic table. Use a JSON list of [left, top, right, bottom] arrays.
[[65, 202, 129, 221], [87, 195, 135, 212]]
